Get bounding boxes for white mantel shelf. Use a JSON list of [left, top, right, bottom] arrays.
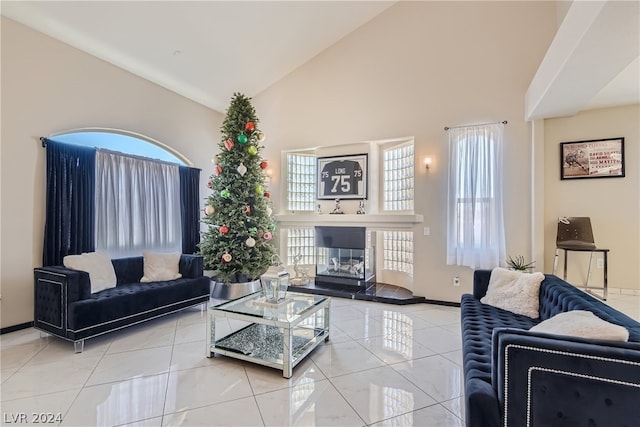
[[274, 213, 424, 228]]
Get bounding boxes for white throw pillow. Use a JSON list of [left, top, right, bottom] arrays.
[[63, 251, 117, 293], [140, 251, 182, 282], [481, 267, 544, 319], [530, 310, 629, 342]]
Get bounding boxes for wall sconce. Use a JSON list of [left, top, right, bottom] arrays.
[[265, 169, 273, 181], [424, 157, 433, 171]]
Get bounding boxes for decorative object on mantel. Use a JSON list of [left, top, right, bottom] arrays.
[[560, 137, 625, 180], [330, 198, 344, 214], [200, 93, 276, 299], [317, 204, 322, 214], [356, 200, 366, 215]]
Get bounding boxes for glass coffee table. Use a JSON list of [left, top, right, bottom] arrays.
[[206, 291, 330, 378]]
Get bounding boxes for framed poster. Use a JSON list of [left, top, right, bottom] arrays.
[[560, 137, 625, 180], [317, 154, 368, 199]]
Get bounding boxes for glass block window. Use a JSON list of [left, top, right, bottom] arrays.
[[286, 227, 315, 266], [383, 143, 414, 211], [383, 231, 413, 276], [287, 153, 316, 212]]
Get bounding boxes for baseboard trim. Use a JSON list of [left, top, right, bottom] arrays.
[[1, 321, 34, 335], [423, 299, 461, 308]]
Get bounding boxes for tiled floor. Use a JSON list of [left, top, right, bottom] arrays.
[[603, 291, 640, 321], [1, 293, 638, 427], [0, 298, 465, 427]]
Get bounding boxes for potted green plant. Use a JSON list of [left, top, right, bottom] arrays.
[[505, 255, 535, 271]]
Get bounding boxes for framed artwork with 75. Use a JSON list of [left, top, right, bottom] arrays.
[[317, 154, 368, 200]]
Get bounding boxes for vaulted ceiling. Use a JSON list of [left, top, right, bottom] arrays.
[[2, 1, 638, 118], [1, 1, 395, 112]]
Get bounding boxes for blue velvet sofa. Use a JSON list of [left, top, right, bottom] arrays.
[[461, 270, 640, 427], [34, 254, 211, 352]]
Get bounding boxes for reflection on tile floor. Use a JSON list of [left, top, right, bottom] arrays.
[[1, 293, 637, 426]]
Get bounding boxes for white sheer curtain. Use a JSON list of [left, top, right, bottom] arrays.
[[446, 123, 506, 269], [95, 149, 182, 258]]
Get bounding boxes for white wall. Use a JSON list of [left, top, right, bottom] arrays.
[[543, 104, 640, 291], [0, 17, 222, 328], [5, 1, 629, 328], [254, 1, 558, 302]]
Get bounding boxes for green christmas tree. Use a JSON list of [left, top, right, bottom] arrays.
[[199, 93, 276, 283]]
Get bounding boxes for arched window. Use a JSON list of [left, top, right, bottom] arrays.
[[43, 129, 200, 262], [50, 128, 191, 165]]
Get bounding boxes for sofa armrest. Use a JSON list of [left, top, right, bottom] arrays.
[[473, 269, 492, 299], [492, 327, 640, 427], [179, 254, 204, 279], [34, 266, 92, 303], [33, 266, 92, 338]]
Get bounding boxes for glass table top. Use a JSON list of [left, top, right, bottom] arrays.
[[211, 291, 329, 324]]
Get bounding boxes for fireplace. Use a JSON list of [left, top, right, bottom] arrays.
[[315, 226, 375, 289]]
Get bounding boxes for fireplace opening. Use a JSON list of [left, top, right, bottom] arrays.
[[315, 226, 375, 289]]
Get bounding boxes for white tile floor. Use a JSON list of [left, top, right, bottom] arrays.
[[0, 293, 638, 427]]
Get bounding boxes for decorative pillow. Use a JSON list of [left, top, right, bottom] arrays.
[[63, 251, 117, 293], [530, 310, 629, 342], [481, 267, 544, 319], [140, 251, 182, 282]]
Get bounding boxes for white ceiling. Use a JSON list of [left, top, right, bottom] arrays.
[[2, 1, 638, 117], [1, 1, 395, 112], [526, 0, 640, 120]]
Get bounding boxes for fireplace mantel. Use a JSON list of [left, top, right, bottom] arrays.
[[274, 213, 423, 228]]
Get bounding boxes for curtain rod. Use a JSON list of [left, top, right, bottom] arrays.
[[444, 120, 507, 131], [38, 137, 201, 170]]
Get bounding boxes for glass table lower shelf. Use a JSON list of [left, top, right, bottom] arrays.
[[206, 291, 331, 378]]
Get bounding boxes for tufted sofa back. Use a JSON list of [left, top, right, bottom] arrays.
[[539, 274, 640, 341]]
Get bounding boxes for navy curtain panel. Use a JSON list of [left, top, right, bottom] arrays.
[[43, 139, 96, 266], [179, 165, 201, 254]]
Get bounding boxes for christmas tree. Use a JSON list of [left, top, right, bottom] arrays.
[[199, 93, 276, 283]]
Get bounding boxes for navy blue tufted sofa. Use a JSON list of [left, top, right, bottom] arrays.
[[461, 270, 640, 427], [34, 254, 211, 352]]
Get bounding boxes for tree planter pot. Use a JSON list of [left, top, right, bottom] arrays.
[[211, 279, 261, 300]]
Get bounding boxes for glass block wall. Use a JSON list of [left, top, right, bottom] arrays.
[[383, 231, 413, 276], [286, 227, 315, 266], [287, 153, 316, 212], [383, 144, 414, 211]]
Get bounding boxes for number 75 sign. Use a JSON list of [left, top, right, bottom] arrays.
[[317, 154, 368, 200]]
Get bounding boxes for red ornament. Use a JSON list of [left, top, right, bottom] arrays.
[[215, 165, 223, 175], [245, 121, 255, 131], [263, 191, 271, 199], [221, 253, 232, 263], [219, 225, 229, 235], [224, 139, 234, 150], [260, 160, 269, 170], [242, 205, 251, 214], [263, 231, 273, 241]]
